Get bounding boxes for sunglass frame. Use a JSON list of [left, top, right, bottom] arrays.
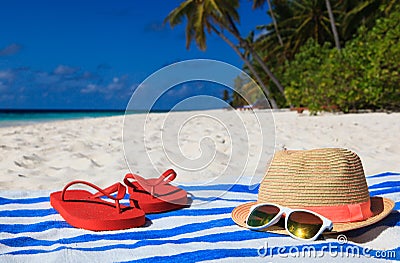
[[246, 203, 333, 241]]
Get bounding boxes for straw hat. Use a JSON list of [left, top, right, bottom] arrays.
[[232, 148, 394, 233]]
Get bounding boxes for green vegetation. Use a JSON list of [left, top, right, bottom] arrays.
[[166, 0, 400, 112], [282, 7, 400, 113]]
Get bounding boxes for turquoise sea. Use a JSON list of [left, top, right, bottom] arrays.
[[0, 110, 127, 127]]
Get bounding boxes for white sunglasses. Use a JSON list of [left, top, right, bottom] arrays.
[[246, 203, 333, 241]]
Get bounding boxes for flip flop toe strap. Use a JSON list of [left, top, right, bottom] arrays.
[[124, 169, 177, 197], [61, 180, 126, 213], [154, 169, 177, 185]]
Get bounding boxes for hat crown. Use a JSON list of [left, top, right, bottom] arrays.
[[258, 148, 370, 207]]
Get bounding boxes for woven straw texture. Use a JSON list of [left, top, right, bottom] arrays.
[[231, 148, 395, 233], [258, 148, 370, 207]]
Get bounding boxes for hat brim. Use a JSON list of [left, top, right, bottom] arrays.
[[231, 196, 395, 234]]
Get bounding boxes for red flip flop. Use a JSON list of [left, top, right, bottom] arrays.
[[124, 169, 188, 213], [50, 180, 146, 231]]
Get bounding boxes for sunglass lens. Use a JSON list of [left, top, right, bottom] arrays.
[[287, 211, 323, 239], [247, 205, 280, 227]]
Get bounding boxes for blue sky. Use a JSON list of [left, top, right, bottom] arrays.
[[0, 0, 270, 110]]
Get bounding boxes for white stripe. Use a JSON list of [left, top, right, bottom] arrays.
[[368, 177, 400, 185], [0, 214, 62, 225], [0, 202, 52, 211]]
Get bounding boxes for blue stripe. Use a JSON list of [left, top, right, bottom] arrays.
[[0, 206, 234, 221], [0, 207, 238, 234], [2, 229, 281, 256], [147, 207, 234, 220], [0, 194, 398, 233], [0, 196, 49, 205], [121, 243, 400, 263], [6, 246, 256, 258], [3, 203, 397, 236], [0, 207, 233, 219], [0, 220, 72, 234], [5, 235, 399, 260], [87, 195, 251, 204], [395, 202, 400, 211], [0, 218, 235, 247], [370, 187, 400, 196], [180, 184, 259, 194], [0, 208, 57, 217], [2, 211, 400, 251], [122, 249, 257, 263], [367, 172, 400, 179], [369, 181, 400, 189], [189, 196, 255, 202]]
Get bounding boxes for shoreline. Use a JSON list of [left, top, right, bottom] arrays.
[[0, 108, 231, 128], [0, 109, 399, 190], [0, 110, 126, 128], [0, 107, 396, 127]]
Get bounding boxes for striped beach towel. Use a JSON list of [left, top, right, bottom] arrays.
[[0, 172, 399, 262]]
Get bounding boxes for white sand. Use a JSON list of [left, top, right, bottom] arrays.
[[0, 109, 399, 190]]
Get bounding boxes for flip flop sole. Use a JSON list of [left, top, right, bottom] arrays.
[[128, 187, 188, 213], [50, 190, 146, 231]]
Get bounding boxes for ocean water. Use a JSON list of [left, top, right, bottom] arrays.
[[0, 110, 126, 127]]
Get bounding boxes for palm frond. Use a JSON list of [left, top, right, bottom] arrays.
[[252, 0, 266, 9], [164, 0, 194, 27]]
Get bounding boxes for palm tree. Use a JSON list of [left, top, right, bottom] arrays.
[[164, 0, 283, 108], [254, 0, 398, 61], [340, 0, 396, 42], [253, 0, 283, 47], [218, 6, 285, 96], [211, 23, 279, 108], [256, 0, 341, 59], [325, 0, 340, 50], [253, 0, 294, 64]]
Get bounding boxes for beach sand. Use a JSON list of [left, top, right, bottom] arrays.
[[0, 109, 399, 190]]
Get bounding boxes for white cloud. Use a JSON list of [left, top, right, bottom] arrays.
[[0, 70, 14, 81], [80, 75, 132, 95], [106, 75, 129, 91], [0, 43, 22, 56], [54, 65, 79, 75], [107, 82, 123, 91], [82, 71, 93, 79], [81, 84, 97, 93], [35, 72, 60, 85]]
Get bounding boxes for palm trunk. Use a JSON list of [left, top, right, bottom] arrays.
[[325, 0, 341, 50], [224, 16, 286, 97], [247, 44, 285, 95], [267, 0, 283, 47], [210, 26, 278, 109]]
